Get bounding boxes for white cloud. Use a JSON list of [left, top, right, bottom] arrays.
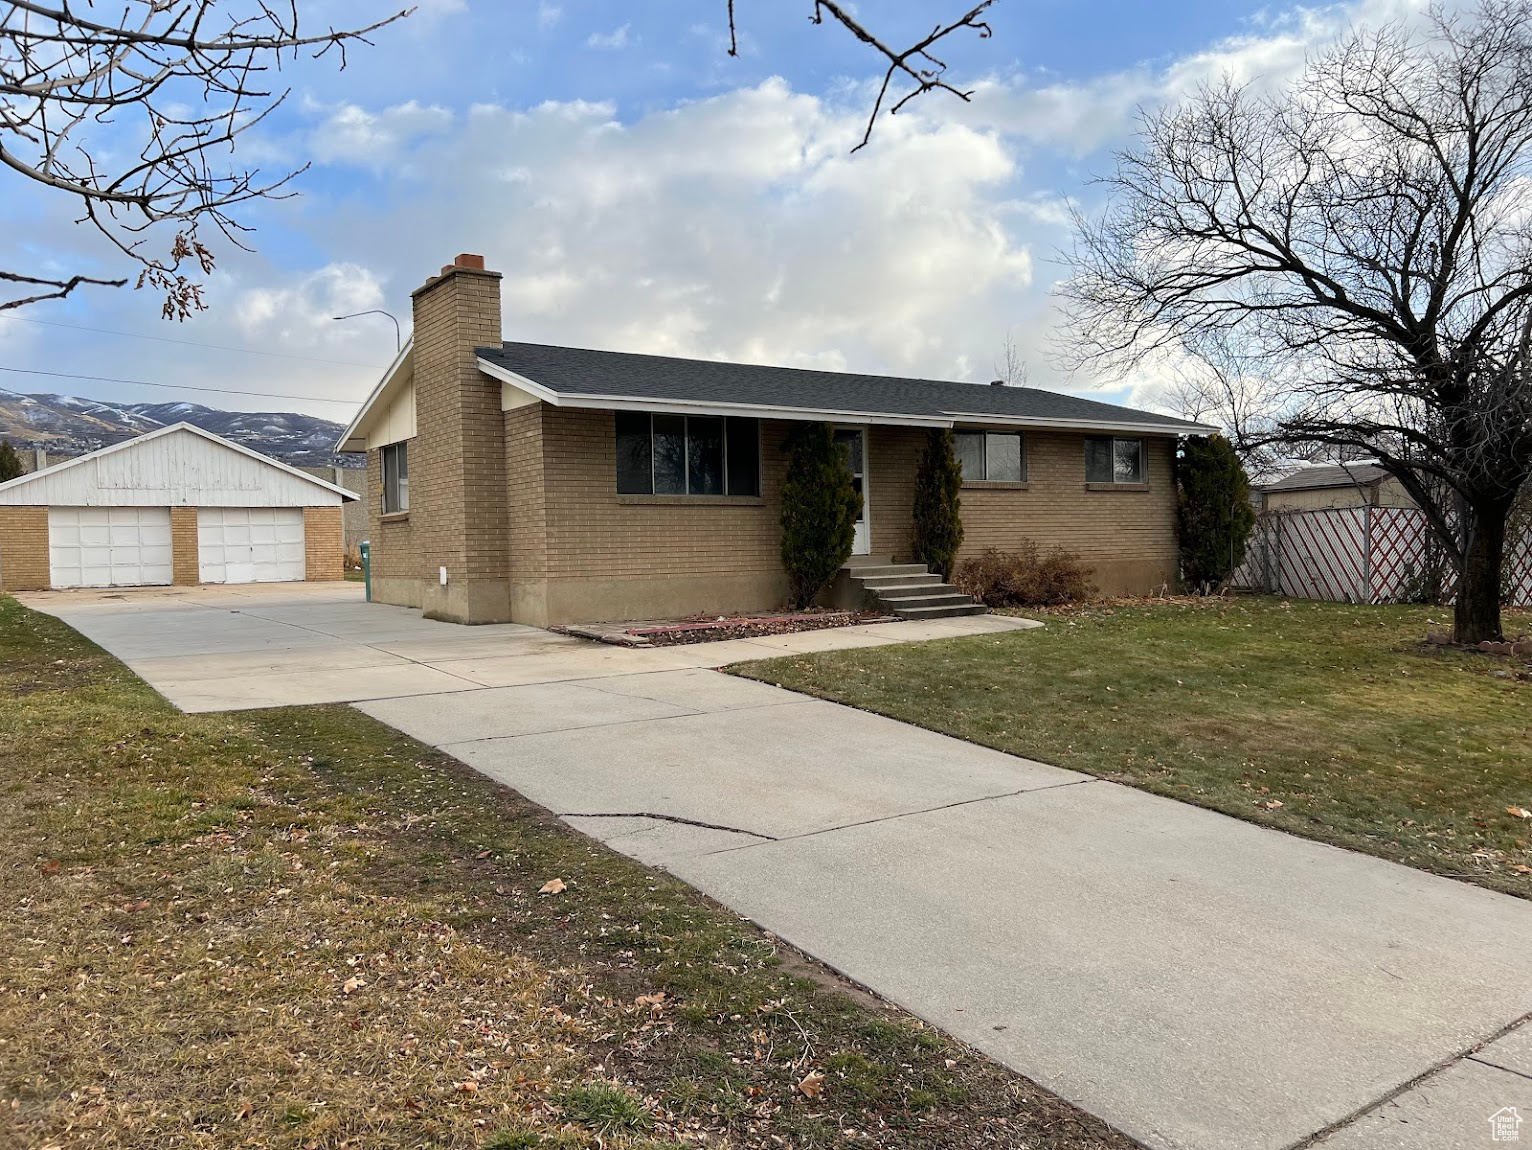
[[538, 3, 562, 30], [308, 100, 453, 169], [233, 263, 389, 348], [964, 0, 1437, 156], [302, 78, 1033, 384], [586, 23, 633, 50]]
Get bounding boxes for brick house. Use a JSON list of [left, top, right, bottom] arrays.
[[337, 254, 1214, 625]]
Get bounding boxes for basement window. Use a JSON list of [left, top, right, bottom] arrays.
[[1085, 436, 1144, 484], [382, 441, 409, 513], [616, 412, 760, 497], [955, 431, 1025, 483]]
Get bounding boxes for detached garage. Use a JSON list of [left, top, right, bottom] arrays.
[[0, 422, 358, 591]]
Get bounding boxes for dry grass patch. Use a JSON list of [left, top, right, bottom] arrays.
[[0, 596, 1131, 1150]]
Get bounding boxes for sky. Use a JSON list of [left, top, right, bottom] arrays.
[[0, 0, 1437, 426]]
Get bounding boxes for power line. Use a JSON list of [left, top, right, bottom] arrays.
[[0, 364, 361, 407], [0, 313, 390, 369]]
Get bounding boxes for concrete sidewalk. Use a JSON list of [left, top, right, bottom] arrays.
[[21, 582, 1532, 1150]]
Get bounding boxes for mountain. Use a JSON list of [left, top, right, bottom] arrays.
[[0, 389, 357, 468]]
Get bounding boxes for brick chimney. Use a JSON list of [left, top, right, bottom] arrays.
[[410, 253, 511, 623]]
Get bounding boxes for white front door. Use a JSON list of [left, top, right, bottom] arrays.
[[48, 507, 174, 588], [197, 507, 306, 583], [834, 427, 871, 556]]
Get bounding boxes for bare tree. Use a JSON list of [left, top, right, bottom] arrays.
[[726, 2, 996, 152], [994, 328, 1028, 386], [1, 1, 410, 316], [1059, 0, 1532, 642]]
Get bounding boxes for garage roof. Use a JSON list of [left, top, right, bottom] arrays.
[[0, 422, 360, 507]]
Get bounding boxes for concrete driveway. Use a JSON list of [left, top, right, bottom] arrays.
[[20, 582, 1031, 711], [20, 583, 1532, 1150]]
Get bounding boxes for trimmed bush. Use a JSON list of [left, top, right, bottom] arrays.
[[910, 428, 964, 580], [780, 422, 861, 607], [954, 544, 1096, 607], [1177, 434, 1256, 592]]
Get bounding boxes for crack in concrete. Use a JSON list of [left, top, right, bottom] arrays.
[[1466, 1054, 1532, 1083], [699, 776, 1101, 857], [1282, 1012, 1532, 1149], [560, 810, 778, 841]]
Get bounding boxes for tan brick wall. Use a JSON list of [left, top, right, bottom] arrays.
[[505, 403, 550, 620], [303, 506, 344, 581], [856, 427, 1179, 594], [410, 262, 510, 623], [170, 507, 199, 586], [478, 412, 1182, 623], [366, 444, 424, 607], [944, 430, 1179, 594], [0, 506, 49, 591]]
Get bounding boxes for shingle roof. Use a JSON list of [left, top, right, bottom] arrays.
[[476, 342, 1213, 434], [1261, 463, 1390, 493]]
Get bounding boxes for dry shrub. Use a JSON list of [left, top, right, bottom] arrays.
[[954, 544, 1097, 607]]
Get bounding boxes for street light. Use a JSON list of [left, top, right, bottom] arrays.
[[333, 309, 402, 352]]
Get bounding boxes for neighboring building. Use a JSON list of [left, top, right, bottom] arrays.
[[0, 423, 357, 591], [337, 253, 1215, 626], [1258, 462, 1416, 512]]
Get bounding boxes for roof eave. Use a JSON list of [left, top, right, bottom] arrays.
[[475, 357, 1217, 434], [337, 339, 414, 453]]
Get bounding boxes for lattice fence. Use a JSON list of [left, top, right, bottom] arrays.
[[1230, 506, 1532, 606]]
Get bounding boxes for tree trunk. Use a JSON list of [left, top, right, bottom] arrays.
[[1454, 501, 1509, 644]]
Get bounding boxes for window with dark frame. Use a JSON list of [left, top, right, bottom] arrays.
[[954, 430, 1025, 483], [616, 412, 761, 497], [1085, 436, 1144, 484], [381, 441, 409, 513]]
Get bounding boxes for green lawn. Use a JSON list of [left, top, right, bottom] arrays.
[[738, 597, 1532, 898], [0, 595, 1129, 1150]]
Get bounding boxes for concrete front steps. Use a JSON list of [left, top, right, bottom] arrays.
[[841, 557, 987, 620]]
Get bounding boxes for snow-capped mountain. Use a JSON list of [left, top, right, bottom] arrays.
[[0, 390, 357, 468]]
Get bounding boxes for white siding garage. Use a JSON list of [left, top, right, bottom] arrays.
[[0, 422, 357, 593], [48, 507, 174, 588], [198, 507, 306, 584]]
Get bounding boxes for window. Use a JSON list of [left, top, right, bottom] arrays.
[[1085, 436, 1144, 484], [381, 441, 409, 513], [616, 413, 760, 497], [955, 431, 1025, 483]]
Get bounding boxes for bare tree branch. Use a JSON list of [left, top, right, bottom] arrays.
[[726, 2, 996, 151], [0, 1, 411, 316]]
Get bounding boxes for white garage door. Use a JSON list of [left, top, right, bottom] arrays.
[[198, 508, 306, 584], [49, 507, 174, 588]]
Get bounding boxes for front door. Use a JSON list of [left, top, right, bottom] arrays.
[[834, 427, 870, 556]]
